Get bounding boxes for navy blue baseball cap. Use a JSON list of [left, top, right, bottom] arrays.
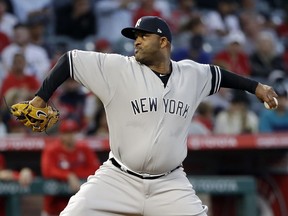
[[121, 16, 172, 43]]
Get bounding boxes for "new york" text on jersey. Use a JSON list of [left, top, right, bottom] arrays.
[[130, 97, 190, 118]]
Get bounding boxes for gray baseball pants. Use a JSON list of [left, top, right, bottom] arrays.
[[60, 160, 208, 216]]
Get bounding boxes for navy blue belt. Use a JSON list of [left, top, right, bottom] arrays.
[[110, 158, 181, 180]]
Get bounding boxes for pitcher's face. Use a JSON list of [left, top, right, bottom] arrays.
[[134, 32, 162, 65]]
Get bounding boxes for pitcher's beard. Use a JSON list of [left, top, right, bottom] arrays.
[[135, 54, 154, 66]]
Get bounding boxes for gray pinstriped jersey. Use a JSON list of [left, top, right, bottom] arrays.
[[68, 50, 221, 174]]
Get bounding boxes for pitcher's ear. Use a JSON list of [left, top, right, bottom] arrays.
[[160, 37, 169, 48]]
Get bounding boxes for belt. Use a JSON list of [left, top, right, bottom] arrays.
[[110, 157, 181, 180]]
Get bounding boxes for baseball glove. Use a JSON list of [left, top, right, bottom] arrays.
[[10, 101, 59, 132]]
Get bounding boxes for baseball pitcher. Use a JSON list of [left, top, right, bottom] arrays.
[[11, 16, 278, 216]]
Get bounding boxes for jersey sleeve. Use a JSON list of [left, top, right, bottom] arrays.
[[68, 50, 127, 105], [190, 62, 222, 99], [208, 65, 221, 96]]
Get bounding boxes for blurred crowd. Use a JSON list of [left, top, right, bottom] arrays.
[[0, 0, 288, 136]]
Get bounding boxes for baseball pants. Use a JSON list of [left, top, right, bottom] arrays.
[[60, 160, 208, 216]]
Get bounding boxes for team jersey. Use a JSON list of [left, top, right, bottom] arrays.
[[68, 50, 221, 174]]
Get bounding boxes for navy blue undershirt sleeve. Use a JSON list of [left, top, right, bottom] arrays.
[[220, 68, 259, 94], [36, 53, 70, 102], [209, 65, 259, 95]]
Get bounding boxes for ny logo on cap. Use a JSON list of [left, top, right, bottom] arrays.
[[135, 18, 142, 27], [157, 28, 162, 33]]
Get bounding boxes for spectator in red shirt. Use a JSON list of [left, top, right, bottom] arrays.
[[0, 153, 33, 216], [213, 30, 251, 77], [0, 52, 39, 100], [41, 118, 100, 216], [132, 0, 162, 25]]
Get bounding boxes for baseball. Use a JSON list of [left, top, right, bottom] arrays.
[[264, 97, 278, 109]]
